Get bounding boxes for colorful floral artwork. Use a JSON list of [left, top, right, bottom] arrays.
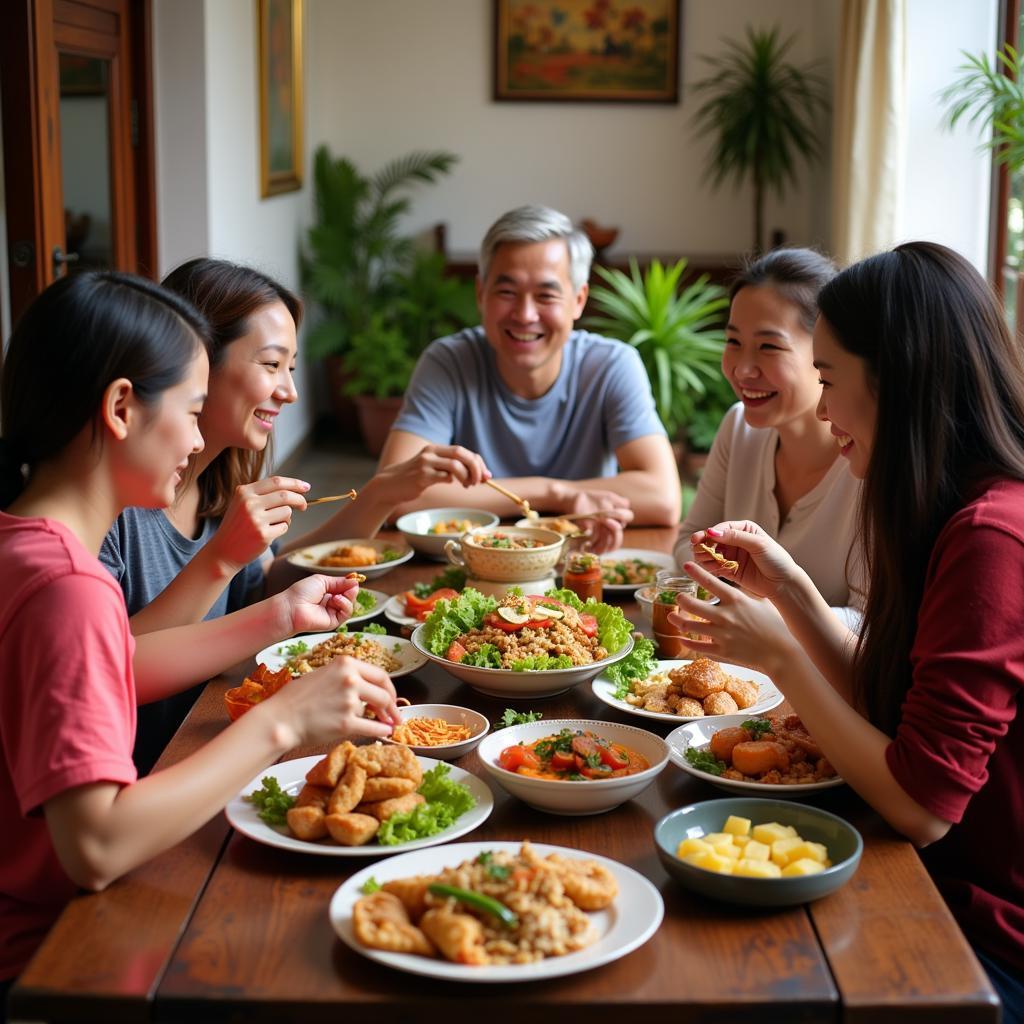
[[494, 0, 680, 102]]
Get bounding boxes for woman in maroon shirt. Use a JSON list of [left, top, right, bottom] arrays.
[[674, 242, 1023, 1021]]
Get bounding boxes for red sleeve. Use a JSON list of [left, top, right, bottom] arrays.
[[886, 522, 1024, 822], [3, 573, 138, 816]]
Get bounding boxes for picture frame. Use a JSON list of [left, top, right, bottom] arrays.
[[494, 0, 680, 103], [258, 0, 303, 197]]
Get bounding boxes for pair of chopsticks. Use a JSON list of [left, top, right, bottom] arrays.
[[304, 488, 357, 508], [484, 479, 535, 518]]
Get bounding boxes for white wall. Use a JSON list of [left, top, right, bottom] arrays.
[[153, 0, 313, 463], [901, 0, 998, 272], [307, 0, 838, 260]]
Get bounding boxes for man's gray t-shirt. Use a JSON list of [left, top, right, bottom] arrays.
[[100, 508, 265, 774], [392, 327, 665, 478]]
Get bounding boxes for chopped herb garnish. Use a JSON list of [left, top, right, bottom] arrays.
[[360, 876, 381, 894], [496, 708, 543, 730], [742, 718, 774, 739], [247, 777, 295, 826], [684, 747, 727, 776]]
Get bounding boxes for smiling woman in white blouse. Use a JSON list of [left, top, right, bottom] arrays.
[[675, 248, 863, 626]]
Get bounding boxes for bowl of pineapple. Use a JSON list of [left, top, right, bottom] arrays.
[[654, 797, 862, 906]]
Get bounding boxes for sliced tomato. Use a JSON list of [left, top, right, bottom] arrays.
[[571, 734, 601, 760], [482, 610, 553, 632], [597, 742, 630, 770], [404, 587, 459, 617], [499, 744, 542, 773], [574, 756, 614, 779], [578, 613, 598, 638], [550, 749, 577, 772], [445, 640, 468, 663]]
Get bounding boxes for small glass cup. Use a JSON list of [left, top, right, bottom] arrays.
[[562, 551, 603, 603], [651, 569, 707, 658]]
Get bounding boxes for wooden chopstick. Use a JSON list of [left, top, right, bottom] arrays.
[[304, 488, 357, 507], [483, 478, 535, 516]]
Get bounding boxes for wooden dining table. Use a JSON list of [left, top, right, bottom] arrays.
[[10, 528, 1000, 1023]]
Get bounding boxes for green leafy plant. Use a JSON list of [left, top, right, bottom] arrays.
[[690, 25, 829, 252], [940, 44, 1024, 171], [586, 257, 729, 439], [302, 147, 477, 397], [677, 367, 736, 453]]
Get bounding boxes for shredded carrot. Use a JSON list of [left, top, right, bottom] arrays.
[[392, 717, 472, 747]]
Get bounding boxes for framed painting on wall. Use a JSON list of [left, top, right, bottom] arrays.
[[494, 0, 680, 102], [258, 0, 303, 196]]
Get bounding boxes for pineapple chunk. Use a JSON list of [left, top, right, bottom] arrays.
[[683, 850, 735, 874], [742, 839, 771, 862], [787, 840, 828, 864], [717, 843, 742, 860], [677, 837, 713, 858], [734, 858, 783, 878], [770, 836, 805, 866], [704, 832, 735, 848], [752, 822, 797, 845], [723, 815, 751, 837], [732, 834, 751, 848], [781, 857, 826, 877]]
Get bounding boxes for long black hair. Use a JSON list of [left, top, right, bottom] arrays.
[[818, 241, 1024, 732], [1, 272, 208, 509], [160, 258, 302, 518]]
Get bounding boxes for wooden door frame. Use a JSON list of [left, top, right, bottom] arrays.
[[0, 0, 157, 326]]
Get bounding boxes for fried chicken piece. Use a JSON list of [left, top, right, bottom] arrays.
[[724, 676, 759, 710], [286, 805, 328, 841], [305, 741, 355, 788], [353, 742, 423, 785], [359, 792, 425, 822], [362, 776, 417, 801], [325, 811, 379, 846], [353, 892, 436, 956], [674, 697, 704, 717], [327, 763, 367, 815], [419, 908, 488, 965], [319, 544, 378, 567], [671, 657, 727, 699], [703, 690, 739, 716], [545, 854, 619, 910], [294, 783, 331, 810], [381, 876, 436, 921]]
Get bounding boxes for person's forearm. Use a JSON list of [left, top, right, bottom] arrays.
[[128, 544, 239, 635], [762, 645, 950, 847], [388, 477, 563, 520], [45, 699, 298, 890], [567, 470, 679, 525], [770, 569, 858, 703], [132, 595, 290, 703]]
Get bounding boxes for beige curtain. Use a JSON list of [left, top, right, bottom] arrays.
[[832, 0, 908, 265]]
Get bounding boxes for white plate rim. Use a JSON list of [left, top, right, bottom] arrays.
[[226, 755, 493, 856], [255, 632, 428, 679], [591, 659, 784, 723], [665, 714, 846, 795], [597, 547, 676, 592], [329, 839, 664, 981], [383, 592, 418, 627]]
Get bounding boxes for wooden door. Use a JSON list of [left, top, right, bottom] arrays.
[[1, 0, 156, 325]]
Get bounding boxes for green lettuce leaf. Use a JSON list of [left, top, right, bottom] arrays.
[[462, 643, 503, 668], [509, 654, 574, 671], [604, 636, 657, 698], [422, 588, 497, 655], [377, 764, 476, 845]]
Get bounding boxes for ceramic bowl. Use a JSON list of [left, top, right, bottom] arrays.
[[395, 508, 500, 561], [410, 624, 634, 699], [444, 525, 565, 582], [653, 797, 862, 906], [385, 703, 490, 761], [477, 719, 668, 815]]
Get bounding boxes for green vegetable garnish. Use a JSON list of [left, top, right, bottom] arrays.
[[248, 777, 295, 826], [376, 764, 476, 845], [362, 622, 387, 635], [380, 547, 403, 563], [279, 640, 308, 656], [461, 643, 503, 669], [742, 718, 774, 739], [508, 654, 573, 671], [605, 636, 657, 699], [476, 851, 512, 880], [355, 590, 377, 612], [427, 883, 519, 928], [422, 588, 498, 656], [684, 747, 727, 776], [656, 590, 677, 604], [360, 876, 381, 894], [411, 566, 466, 599], [496, 708, 543, 729]]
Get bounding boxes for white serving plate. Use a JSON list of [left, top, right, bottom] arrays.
[[226, 755, 492, 856], [285, 538, 413, 579], [256, 632, 427, 679], [591, 659, 783, 723], [666, 714, 846, 796], [329, 840, 663, 980]]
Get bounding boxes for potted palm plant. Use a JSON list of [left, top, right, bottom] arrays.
[[302, 146, 476, 451], [585, 257, 730, 468], [690, 25, 829, 253]]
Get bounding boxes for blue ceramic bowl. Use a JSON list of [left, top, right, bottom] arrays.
[[654, 797, 862, 907]]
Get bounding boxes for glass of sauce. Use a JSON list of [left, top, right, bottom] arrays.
[[651, 570, 706, 658], [562, 551, 603, 603]]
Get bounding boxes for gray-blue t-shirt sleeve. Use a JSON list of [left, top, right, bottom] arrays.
[[598, 342, 666, 450]]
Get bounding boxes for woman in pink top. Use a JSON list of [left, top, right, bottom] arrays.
[[675, 242, 1023, 1020], [0, 272, 400, 992]]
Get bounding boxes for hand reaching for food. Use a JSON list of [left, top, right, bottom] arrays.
[[277, 573, 360, 635], [689, 522, 799, 599], [208, 475, 311, 572], [377, 444, 491, 505], [554, 486, 633, 553]]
